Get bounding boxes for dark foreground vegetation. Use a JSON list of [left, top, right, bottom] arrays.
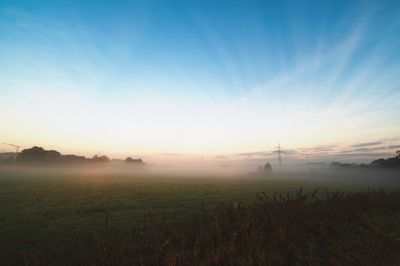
[[22, 189, 400, 266]]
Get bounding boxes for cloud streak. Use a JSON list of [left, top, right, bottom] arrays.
[[351, 141, 384, 148]]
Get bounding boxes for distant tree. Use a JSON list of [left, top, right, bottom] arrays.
[[124, 157, 144, 164], [62, 154, 87, 164], [17, 146, 61, 164], [92, 155, 110, 163], [331, 162, 351, 168], [264, 163, 272, 172], [370, 151, 400, 168]]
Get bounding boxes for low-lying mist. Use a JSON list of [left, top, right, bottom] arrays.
[[1, 162, 399, 190]]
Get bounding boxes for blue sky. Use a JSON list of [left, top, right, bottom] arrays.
[[0, 0, 400, 163]]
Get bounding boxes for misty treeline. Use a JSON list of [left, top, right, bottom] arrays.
[[331, 150, 400, 169], [0, 146, 144, 166]]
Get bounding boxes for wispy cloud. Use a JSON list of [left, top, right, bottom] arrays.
[[351, 141, 383, 148], [387, 145, 400, 150], [272, 149, 298, 155], [332, 152, 393, 158], [235, 151, 270, 157], [298, 145, 337, 153], [154, 153, 185, 157]]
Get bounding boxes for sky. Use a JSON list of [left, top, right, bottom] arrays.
[[0, 0, 400, 164]]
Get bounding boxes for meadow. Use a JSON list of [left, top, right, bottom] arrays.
[[1, 167, 399, 265]]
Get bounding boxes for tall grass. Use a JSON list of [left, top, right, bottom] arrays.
[[23, 189, 400, 265]]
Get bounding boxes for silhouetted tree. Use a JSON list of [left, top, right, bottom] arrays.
[[17, 146, 61, 164], [264, 163, 272, 172], [255, 163, 272, 175], [62, 154, 87, 164], [92, 155, 110, 163], [370, 151, 400, 168], [331, 162, 355, 168], [124, 157, 144, 164]]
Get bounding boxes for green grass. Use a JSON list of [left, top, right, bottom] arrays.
[[0, 170, 399, 265], [75, 189, 400, 266]]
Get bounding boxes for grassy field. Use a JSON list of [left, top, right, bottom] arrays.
[[1, 168, 399, 265]]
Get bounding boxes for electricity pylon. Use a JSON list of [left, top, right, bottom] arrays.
[[275, 143, 283, 166], [2, 142, 20, 163]]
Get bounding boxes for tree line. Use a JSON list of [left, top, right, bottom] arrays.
[[0, 146, 144, 166], [331, 151, 400, 169]]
